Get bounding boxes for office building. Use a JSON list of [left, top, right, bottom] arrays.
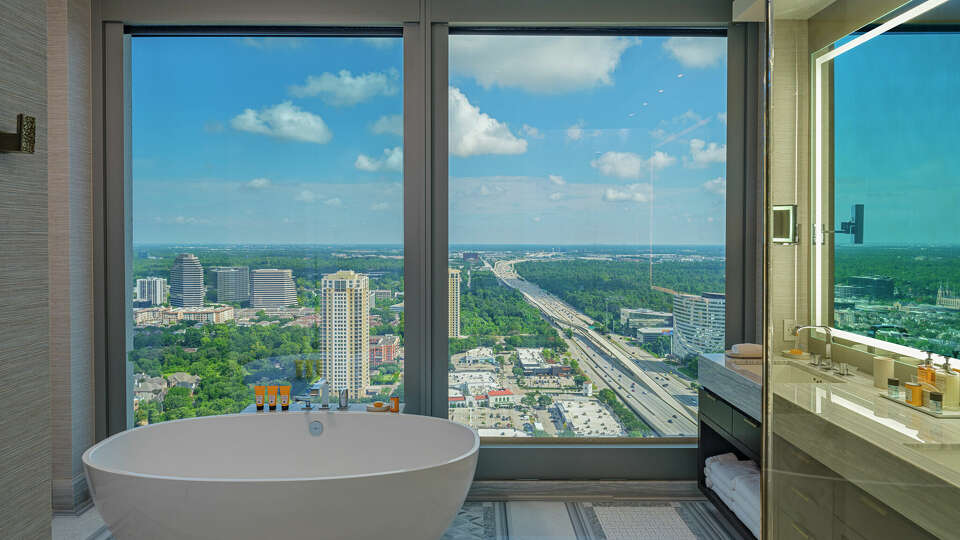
[[250, 269, 297, 308], [449, 268, 461, 338], [671, 292, 725, 357], [136, 277, 167, 306], [318, 271, 370, 393], [938, 283, 960, 310], [848, 276, 895, 300], [213, 266, 249, 303], [169, 254, 204, 307]]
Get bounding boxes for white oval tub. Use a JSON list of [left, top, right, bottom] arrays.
[[83, 411, 479, 540]]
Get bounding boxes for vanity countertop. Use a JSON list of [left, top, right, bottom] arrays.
[[699, 353, 762, 421], [772, 356, 960, 539]]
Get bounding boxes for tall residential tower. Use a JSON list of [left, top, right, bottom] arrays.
[[213, 266, 250, 303], [136, 277, 167, 306], [169, 254, 204, 307], [318, 271, 370, 393], [448, 268, 461, 338]]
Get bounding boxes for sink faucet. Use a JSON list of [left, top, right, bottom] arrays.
[[795, 325, 832, 369], [294, 378, 330, 410]]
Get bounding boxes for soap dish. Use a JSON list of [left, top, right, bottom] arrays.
[[366, 404, 391, 412], [781, 350, 810, 360]]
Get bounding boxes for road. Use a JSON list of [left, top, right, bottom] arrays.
[[490, 258, 698, 436]]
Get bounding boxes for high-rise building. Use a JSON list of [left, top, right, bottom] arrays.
[[318, 271, 370, 393], [169, 254, 204, 307], [671, 292, 725, 357], [449, 268, 461, 338], [250, 269, 297, 308], [213, 266, 250, 303], [136, 277, 167, 306]]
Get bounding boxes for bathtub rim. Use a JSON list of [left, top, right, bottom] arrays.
[[82, 411, 480, 483]]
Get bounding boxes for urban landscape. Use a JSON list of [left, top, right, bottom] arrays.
[[129, 245, 726, 437]]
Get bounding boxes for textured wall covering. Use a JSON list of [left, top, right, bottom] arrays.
[[0, 0, 51, 537], [48, 0, 94, 513]]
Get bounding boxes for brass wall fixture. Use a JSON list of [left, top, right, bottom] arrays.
[[0, 113, 36, 153]]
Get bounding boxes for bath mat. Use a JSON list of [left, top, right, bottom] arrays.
[[567, 501, 745, 540], [442, 501, 509, 540]]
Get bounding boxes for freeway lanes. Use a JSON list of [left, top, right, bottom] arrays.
[[490, 259, 698, 436]]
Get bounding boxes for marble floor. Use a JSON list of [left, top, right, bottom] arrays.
[[55, 499, 744, 540]]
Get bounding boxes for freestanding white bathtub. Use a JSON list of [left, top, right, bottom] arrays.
[[83, 411, 479, 540]]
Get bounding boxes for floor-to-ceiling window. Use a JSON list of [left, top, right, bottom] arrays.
[[446, 32, 727, 439], [128, 35, 404, 424]]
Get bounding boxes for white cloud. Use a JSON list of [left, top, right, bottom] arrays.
[[324, 198, 342, 207], [548, 175, 565, 186], [370, 202, 390, 211], [548, 192, 563, 201], [717, 112, 727, 124], [663, 37, 725, 68], [479, 184, 508, 196], [241, 37, 303, 49], [532, 216, 542, 222], [355, 146, 403, 172], [451, 35, 639, 93], [372, 114, 403, 136], [688, 139, 726, 167], [288, 69, 399, 106], [703, 177, 726, 196], [356, 37, 396, 49], [601, 184, 652, 204], [591, 151, 676, 180], [295, 190, 318, 203], [566, 122, 584, 141], [521, 124, 544, 138], [449, 87, 527, 157], [153, 215, 211, 225], [246, 178, 271, 189], [231, 102, 332, 144]]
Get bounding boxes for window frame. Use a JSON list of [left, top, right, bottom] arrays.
[[93, 0, 757, 481]]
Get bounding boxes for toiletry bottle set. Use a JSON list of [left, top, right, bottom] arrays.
[[256, 385, 292, 412], [893, 352, 960, 413]]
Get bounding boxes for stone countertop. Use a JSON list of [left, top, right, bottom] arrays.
[[771, 356, 960, 539], [699, 353, 762, 421]]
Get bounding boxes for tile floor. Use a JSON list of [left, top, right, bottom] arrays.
[[55, 499, 745, 540]]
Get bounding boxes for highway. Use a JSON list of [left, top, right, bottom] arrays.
[[490, 259, 698, 437]]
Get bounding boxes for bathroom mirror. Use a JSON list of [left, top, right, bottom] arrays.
[[770, 204, 797, 245], [810, 0, 960, 359]]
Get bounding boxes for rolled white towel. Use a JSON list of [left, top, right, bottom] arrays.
[[711, 460, 759, 490], [738, 511, 761, 540], [732, 343, 762, 356], [705, 453, 738, 468], [705, 476, 713, 489], [733, 473, 762, 509]]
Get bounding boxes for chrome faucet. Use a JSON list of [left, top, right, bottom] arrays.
[[294, 378, 330, 410], [795, 325, 832, 369]]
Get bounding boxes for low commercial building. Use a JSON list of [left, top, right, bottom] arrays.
[[487, 389, 518, 407], [449, 370, 499, 396], [369, 334, 400, 367], [133, 304, 234, 326], [477, 428, 529, 438], [620, 308, 674, 329], [463, 347, 496, 364], [517, 348, 551, 375], [636, 327, 673, 343], [556, 399, 624, 437]]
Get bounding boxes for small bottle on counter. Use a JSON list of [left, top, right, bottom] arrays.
[[905, 381, 923, 406], [930, 392, 943, 414], [887, 378, 900, 399]]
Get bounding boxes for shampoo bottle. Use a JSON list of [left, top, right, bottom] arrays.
[[941, 359, 960, 411], [918, 352, 936, 385]]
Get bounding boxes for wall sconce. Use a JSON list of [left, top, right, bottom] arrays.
[[0, 114, 36, 154]]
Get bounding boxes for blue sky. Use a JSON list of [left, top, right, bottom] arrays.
[[131, 35, 728, 245], [834, 32, 960, 246]]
